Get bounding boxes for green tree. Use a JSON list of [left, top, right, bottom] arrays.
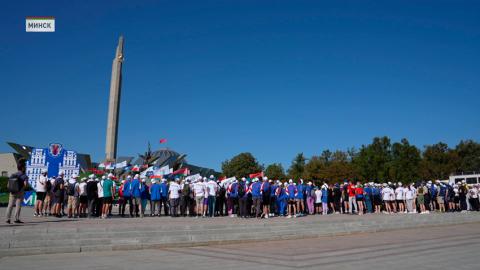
[[287, 153, 307, 180], [304, 156, 325, 181], [420, 142, 459, 180], [354, 136, 392, 181], [264, 163, 286, 180], [456, 140, 480, 173], [389, 138, 421, 183], [221, 152, 263, 178]]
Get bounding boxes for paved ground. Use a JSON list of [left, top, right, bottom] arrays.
[[1, 223, 479, 270]]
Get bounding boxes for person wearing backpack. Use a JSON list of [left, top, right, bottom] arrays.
[[5, 158, 29, 224], [52, 172, 65, 218], [66, 174, 79, 218]]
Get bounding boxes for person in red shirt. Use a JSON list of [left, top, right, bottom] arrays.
[[347, 181, 357, 214], [355, 183, 365, 215]]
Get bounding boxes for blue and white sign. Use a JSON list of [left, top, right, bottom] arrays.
[[26, 143, 80, 189]]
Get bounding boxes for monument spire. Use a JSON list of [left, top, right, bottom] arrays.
[[105, 36, 124, 162]]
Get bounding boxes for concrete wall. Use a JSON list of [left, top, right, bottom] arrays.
[[0, 153, 18, 177]]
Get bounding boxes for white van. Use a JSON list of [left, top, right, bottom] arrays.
[[449, 173, 480, 186]]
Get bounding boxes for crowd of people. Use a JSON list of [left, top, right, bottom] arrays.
[[5, 159, 480, 224], [30, 171, 480, 220]]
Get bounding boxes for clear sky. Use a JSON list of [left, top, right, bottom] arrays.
[[1, 0, 479, 171]]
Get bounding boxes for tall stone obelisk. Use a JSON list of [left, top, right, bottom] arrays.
[[105, 36, 124, 162]]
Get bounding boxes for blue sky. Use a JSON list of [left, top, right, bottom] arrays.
[[1, 0, 479, 171]]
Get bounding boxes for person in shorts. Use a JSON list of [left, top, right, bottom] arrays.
[[35, 169, 48, 216], [53, 172, 65, 218], [286, 180, 297, 218], [261, 177, 271, 218], [193, 177, 206, 217], [66, 174, 79, 218], [78, 177, 88, 217], [101, 173, 115, 219]]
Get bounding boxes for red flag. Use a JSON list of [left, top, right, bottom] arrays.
[[249, 171, 264, 179], [173, 167, 190, 176], [159, 138, 167, 144]]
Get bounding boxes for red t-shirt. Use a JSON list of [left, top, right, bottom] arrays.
[[347, 184, 356, 197], [355, 187, 364, 196]]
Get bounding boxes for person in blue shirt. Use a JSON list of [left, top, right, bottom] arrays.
[[149, 179, 161, 216], [296, 179, 305, 216], [270, 180, 278, 216], [261, 177, 271, 218], [321, 183, 329, 215], [276, 182, 288, 216], [140, 178, 149, 217], [130, 174, 142, 218], [159, 179, 169, 216], [122, 175, 132, 217], [251, 178, 262, 218], [286, 180, 298, 218], [238, 178, 249, 218], [227, 180, 239, 217], [364, 182, 373, 213], [438, 183, 447, 212], [372, 184, 382, 213]]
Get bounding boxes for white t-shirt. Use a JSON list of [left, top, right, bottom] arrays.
[[405, 189, 414, 200], [382, 187, 392, 201], [97, 181, 104, 198], [315, 190, 322, 203], [169, 182, 181, 199], [395, 187, 404, 200], [193, 182, 206, 197], [206, 181, 218, 196], [36, 175, 47, 192], [79, 182, 87, 196]]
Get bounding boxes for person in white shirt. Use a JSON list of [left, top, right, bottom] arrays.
[[404, 185, 415, 213], [206, 175, 218, 217], [35, 169, 48, 216], [382, 184, 393, 214], [78, 178, 88, 217], [395, 183, 405, 213], [314, 187, 322, 214], [169, 179, 181, 217], [193, 178, 207, 217]]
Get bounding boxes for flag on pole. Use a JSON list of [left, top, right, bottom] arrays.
[[132, 165, 140, 172], [115, 160, 127, 168], [98, 163, 106, 169], [159, 138, 167, 144]]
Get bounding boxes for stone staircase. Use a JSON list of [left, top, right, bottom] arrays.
[[1, 212, 479, 258]]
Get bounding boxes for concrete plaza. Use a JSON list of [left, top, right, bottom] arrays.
[[1, 222, 479, 270]]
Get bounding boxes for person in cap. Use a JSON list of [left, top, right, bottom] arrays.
[[238, 177, 249, 218], [250, 177, 263, 218], [34, 169, 48, 217], [66, 174, 80, 218], [130, 174, 142, 217], [194, 176, 207, 217], [78, 177, 88, 217], [395, 182, 405, 213], [121, 175, 133, 217], [363, 182, 373, 214], [227, 179, 239, 217], [259, 177, 271, 218], [215, 180, 227, 216], [372, 183, 382, 214], [275, 182, 288, 216], [86, 174, 98, 218], [149, 178, 161, 216], [305, 181, 314, 215], [206, 175, 218, 217], [269, 180, 278, 217], [159, 178, 169, 216], [295, 179, 306, 216], [355, 182, 364, 215], [52, 171, 65, 218], [286, 180, 297, 218], [101, 173, 115, 219], [169, 178, 181, 217]]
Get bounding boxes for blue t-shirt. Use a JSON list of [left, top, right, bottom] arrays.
[[150, 183, 161, 201], [270, 184, 277, 197], [228, 182, 238, 198], [159, 182, 168, 198], [251, 182, 262, 198], [123, 181, 131, 197], [261, 181, 270, 195], [296, 184, 305, 199], [287, 185, 297, 199], [130, 179, 141, 198]]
